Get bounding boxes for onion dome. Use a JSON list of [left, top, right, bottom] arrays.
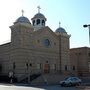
[[31, 6, 46, 21], [14, 10, 31, 24], [55, 27, 66, 33], [31, 13, 46, 21], [14, 16, 31, 24], [55, 22, 66, 33]]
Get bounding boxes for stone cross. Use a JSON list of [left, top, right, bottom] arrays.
[[22, 10, 24, 16], [37, 6, 41, 13], [59, 22, 61, 27]]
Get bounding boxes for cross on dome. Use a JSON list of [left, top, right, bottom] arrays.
[[37, 6, 41, 13], [59, 22, 61, 27], [21, 10, 24, 16]]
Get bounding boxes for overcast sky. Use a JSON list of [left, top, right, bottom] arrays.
[[0, 0, 90, 48]]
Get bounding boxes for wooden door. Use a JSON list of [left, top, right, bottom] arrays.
[[44, 64, 50, 73]]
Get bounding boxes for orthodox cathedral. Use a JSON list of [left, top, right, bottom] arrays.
[[0, 7, 71, 84]]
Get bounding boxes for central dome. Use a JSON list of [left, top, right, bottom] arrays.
[[14, 16, 31, 24], [31, 6, 47, 31], [31, 13, 46, 20]]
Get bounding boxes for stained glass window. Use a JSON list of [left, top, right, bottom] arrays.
[[44, 39, 50, 47]]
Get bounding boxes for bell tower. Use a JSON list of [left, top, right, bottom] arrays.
[[31, 6, 47, 31], [10, 10, 33, 48], [9, 11, 34, 75], [55, 23, 71, 73]]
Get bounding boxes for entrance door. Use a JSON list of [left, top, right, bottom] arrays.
[[44, 64, 50, 73]]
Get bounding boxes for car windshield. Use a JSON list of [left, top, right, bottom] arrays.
[[64, 77, 69, 80], [64, 77, 79, 81]]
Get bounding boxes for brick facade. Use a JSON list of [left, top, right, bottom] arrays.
[[70, 47, 90, 76], [0, 21, 70, 82]]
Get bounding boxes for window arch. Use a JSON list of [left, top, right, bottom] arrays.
[[13, 62, 16, 70], [42, 20, 45, 25], [33, 20, 35, 26], [65, 65, 67, 71], [73, 66, 75, 71], [37, 19, 40, 25]]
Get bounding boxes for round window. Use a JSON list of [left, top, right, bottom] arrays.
[[44, 39, 51, 47]]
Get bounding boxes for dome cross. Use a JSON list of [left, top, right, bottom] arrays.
[[37, 6, 41, 13], [59, 22, 61, 28], [21, 10, 24, 16]]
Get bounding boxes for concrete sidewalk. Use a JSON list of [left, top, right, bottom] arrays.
[[77, 86, 90, 90]]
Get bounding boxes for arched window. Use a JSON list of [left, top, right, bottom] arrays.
[[37, 19, 40, 25], [37, 63, 41, 69], [26, 63, 28, 69], [44, 39, 50, 47], [42, 20, 45, 25], [13, 62, 16, 70], [33, 20, 35, 26], [65, 65, 67, 71], [73, 66, 75, 71], [29, 63, 32, 67]]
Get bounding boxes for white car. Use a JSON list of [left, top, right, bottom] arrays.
[[60, 76, 82, 86]]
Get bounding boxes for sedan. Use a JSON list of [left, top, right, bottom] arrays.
[[60, 76, 82, 86]]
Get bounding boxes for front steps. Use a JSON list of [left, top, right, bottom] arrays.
[[31, 73, 68, 85]]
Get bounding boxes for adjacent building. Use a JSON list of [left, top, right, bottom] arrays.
[[70, 47, 90, 76]]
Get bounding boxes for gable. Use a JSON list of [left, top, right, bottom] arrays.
[[32, 26, 59, 52], [33, 26, 59, 40]]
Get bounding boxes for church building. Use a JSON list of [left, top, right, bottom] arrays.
[[0, 7, 71, 84]]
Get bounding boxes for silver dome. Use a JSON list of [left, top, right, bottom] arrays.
[[14, 16, 31, 24], [31, 13, 46, 20], [55, 27, 66, 33]]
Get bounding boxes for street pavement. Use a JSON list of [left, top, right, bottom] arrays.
[[0, 84, 80, 90]]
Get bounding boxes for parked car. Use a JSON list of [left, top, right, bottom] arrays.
[[60, 76, 82, 86]]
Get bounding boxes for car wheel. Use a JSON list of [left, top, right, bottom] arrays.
[[77, 82, 81, 86], [61, 84, 64, 87], [61, 82, 65, 87]]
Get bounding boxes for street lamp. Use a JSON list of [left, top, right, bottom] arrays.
[[83, 24, 90, 44]]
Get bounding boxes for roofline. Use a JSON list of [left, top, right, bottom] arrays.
[[70, 46, 90, 50], [0, 42, 11, 46]]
